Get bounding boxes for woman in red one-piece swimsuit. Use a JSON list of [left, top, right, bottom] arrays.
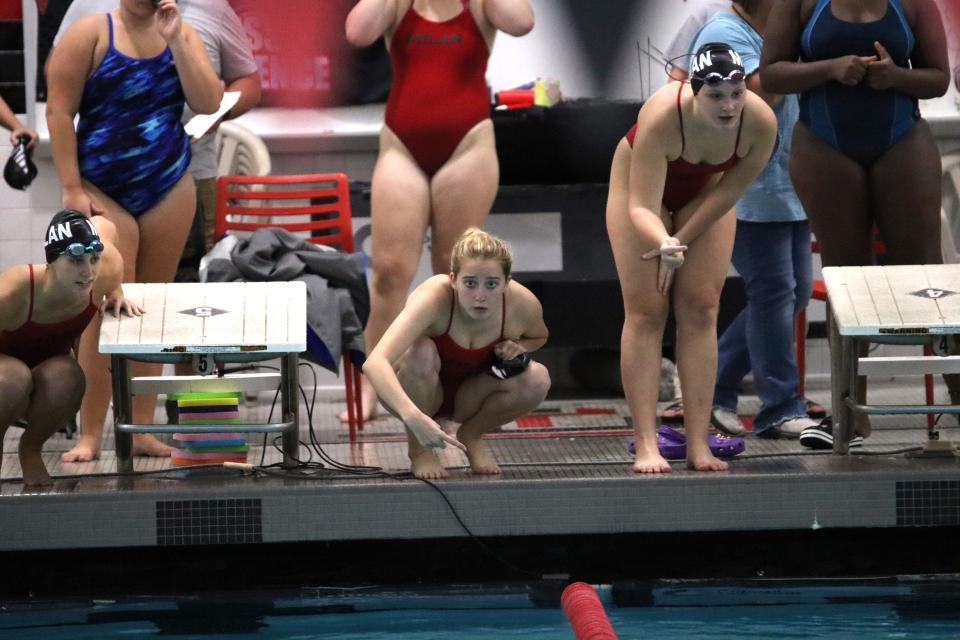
[[607, 42, 777, 475], [363, 228, 550, 480], [344, 0, 534, 422], [0, 210, 141, 486]]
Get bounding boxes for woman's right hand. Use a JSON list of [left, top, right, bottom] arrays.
[[404, 413, 467, 451], [155, 0, 184, 44], [62, 186, 104, 218], [642, 237, 687, 295], [831, 54, 876, 86], [9, 127, 38, 149]]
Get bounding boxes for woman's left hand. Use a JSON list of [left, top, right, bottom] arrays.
[[494, 340, 525, 360], [100, 292, 145, 318], [155, 0, 183, 44]]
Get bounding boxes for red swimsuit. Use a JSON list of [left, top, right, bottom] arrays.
[[626, 82, 743, 212], [385, 0, 490, 176], [430, 289, 505, 418], [0, 264, 98, 369]]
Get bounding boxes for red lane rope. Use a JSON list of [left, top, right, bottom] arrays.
[[561, 582, 619, 640]]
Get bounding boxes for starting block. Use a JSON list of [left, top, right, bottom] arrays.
[[99, 281, 306, 472]]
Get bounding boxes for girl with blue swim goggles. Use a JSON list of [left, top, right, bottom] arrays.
[[44, 209, 103, 263]]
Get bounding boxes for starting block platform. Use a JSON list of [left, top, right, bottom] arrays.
[[823, 265, 960, 455], [99, 281, 307, 472]]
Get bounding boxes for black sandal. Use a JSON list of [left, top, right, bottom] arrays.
[[799, 417, 863, 450]]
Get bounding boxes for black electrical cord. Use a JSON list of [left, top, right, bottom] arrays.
[[239, 360, 536, 577], [246, 362, 381, 475], [410, 475, 539, 579]]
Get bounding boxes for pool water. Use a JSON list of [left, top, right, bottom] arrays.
[[2, 580, 959, 639]]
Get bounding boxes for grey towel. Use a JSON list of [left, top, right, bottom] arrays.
[[205, 228, 368, 373]]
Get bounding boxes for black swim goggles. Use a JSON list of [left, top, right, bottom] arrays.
[[699, 70, 746, 87], [60, 240, 105, 258]]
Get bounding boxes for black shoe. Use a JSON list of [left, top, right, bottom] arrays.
[[799, 417, 863, 450]]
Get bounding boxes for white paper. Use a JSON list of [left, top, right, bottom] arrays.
[[184, 91, 242, 139]]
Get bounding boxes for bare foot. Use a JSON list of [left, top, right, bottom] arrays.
[[459, 437, 501, 475], [633, 453, 672, 474], [632, 438, 671, 474], [686, 448, 729, 472], [19, 449, 53, 486], [61, 434, 101, 462], [338, 378, 381, 423], [132, 434, 174, 457], [410, 449, 449, 479]]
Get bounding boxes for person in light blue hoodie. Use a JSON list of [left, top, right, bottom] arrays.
[[690, 0, 817, 439]]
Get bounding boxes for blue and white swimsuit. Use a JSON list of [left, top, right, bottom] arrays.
[[77, 13, 191, 216]]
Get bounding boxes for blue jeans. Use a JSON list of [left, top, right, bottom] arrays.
[[714, 220, 813, 433]]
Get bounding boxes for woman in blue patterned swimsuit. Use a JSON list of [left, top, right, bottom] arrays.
[[47, 0, 222, 463], [760, 0, 952, 443]]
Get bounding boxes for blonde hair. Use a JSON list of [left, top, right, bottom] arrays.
[[450, 227, 513, 278]]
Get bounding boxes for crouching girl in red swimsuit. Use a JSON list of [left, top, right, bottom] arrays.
[[363, 228, 550, 479], [0, 210, 141, 485]]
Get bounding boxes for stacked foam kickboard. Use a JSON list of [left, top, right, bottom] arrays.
[[170, 393, 249, 466]]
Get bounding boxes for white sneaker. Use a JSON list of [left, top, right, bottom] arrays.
[[710, 406, 746, 436], [772, 416, 820, 439]]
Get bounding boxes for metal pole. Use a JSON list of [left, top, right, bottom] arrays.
[[111, 355, 134, 473], [281, 353, 299, 468]]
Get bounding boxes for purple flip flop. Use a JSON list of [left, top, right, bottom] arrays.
[[709, 431, 745, 458], [627, 425, 745, 460], [656, 424, 687, 460]]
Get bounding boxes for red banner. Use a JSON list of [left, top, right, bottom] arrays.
[[228, 0, 350, 107], [0, 0, 22, 20]]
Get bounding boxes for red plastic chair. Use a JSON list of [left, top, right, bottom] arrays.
[[795, 235, 935, 428], [215, 173, 365, 440]]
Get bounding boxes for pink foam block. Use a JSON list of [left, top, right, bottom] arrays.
[[179, 411, 240, 423], [173, 433, 245, 441]]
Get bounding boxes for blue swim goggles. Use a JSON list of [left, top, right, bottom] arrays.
[[60, 240, 104, 258]]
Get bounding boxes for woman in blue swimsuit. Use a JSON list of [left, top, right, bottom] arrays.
[[47, 0, 222, 463], [760, 0, 952, 443]]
